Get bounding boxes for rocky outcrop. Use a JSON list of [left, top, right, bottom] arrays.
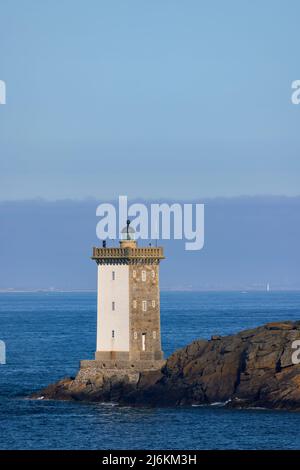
[[32, 321, 300, 410]]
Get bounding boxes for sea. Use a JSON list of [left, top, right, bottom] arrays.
[[0, 291, 300, 450]]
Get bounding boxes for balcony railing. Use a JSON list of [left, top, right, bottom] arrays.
[[92, 246, 164, 259]]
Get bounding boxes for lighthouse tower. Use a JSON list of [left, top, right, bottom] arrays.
[[91, 222, 165, 371]]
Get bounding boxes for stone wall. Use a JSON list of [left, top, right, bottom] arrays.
[[129, 263, 163, 362]]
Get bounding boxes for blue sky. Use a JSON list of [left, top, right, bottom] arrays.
[[1, 197, 299, 290], [1, 0, 300, 200]]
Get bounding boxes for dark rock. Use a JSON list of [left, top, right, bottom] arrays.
[[31, 321, 300, 410]]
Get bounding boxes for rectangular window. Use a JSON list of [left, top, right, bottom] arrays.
[[133, 270, 136, 278], [142, 270, 146, 282], [142, 300, 147, 312], [112, 330, 115, 338], [112, 271, 115, 280], [133, 300, 137, 309], [151, 270, 155, 279], [142, 333, 146, 351], [112, 301, 115, 311], [152, 300, 156, 308]]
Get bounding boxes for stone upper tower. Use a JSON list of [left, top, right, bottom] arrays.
[[91, 224, 165, 371]]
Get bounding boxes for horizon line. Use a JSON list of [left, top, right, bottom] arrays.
[[1, 288, 300, 294], [1, 194, 300, 204]]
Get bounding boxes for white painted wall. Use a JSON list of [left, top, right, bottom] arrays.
[[96, 264, 129, 352]]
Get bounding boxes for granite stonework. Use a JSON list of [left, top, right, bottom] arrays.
[[129, 263, 163, 362], [80, 359, 166, 372]]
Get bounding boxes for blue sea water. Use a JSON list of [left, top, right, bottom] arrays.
[[0, 291, 300, 450]]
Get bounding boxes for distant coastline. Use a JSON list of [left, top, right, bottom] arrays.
[[1, 288, 300, 293]]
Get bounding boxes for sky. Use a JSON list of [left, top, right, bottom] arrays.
[[0, 2, 299, 289], [1, 0, 300, 200], [0, 197, 299, 291]]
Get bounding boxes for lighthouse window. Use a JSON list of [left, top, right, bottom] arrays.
[[142, 270, 146, 282], [133, 270, 136, 278], [112, 330, 115, 338], [152, 300, 156, 308], [112, 301, 115, 311], [134, 332, 138, 339], [151, 270, 155, 278], [133, 300, 137, 309], [112, 271, 115, 280], [153, 331, 156, 339], [142, 300, 147, 312]]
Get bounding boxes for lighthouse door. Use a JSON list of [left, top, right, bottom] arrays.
[[142, 333, 146, 351]]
